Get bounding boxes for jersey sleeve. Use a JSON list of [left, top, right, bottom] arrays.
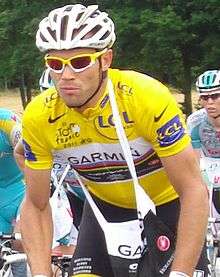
[[136, 79, 190, 157], [22, 102, 52, 170], [0, 109, 21, 148], [188, 126, 201, 149], [186, 112, 202, 149]]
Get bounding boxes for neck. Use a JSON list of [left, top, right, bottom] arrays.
[[208, 116, 220, 130], [76, 78, 108, 113]]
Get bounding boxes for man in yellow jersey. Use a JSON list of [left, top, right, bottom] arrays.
[[20, 4, 209, 277]]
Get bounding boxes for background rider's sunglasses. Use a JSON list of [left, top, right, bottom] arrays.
[[45, 49, 106, 73], [200, 93, 220, 101]]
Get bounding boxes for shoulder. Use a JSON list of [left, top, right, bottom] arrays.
[[23, 87, 62, 125], [109, 68, 168, 92], [109, 68, 171, 108], [187, 108, 207, 130], [0, 108, 20, 121]]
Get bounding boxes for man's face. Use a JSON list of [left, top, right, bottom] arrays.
[[200, 92, 220, 118], [47, 48, 112, 108]]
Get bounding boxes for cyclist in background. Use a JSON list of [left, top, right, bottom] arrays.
[[39, 68, 54, 92], [20, 4, 209, 277], [187, 70, 220, 231], [0, 108, 26, 276]]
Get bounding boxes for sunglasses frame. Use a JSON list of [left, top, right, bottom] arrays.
[[45, 49, 107, 73], [200, 93, 220, 101]]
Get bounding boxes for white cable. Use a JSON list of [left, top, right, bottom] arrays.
[[14, 233, 22, 240], [107, 80, 156, 219], [51, 164, 71, 192], [169, 271, 190, 277], [4, 253, 27, 265]]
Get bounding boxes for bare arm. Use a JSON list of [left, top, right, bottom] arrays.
[[13, 138, 25, 171], [20, 166, 53, 277], [193, 148, 202, 161], [161, 145, 208, 276]]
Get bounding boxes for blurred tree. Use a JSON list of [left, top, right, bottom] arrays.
[[100, 0, 220, 115], [0, 0, 219, 114]]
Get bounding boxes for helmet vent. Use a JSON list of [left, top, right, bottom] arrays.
[[76, 12, 84, 22], [64, 6, 73, 12], [71, 24, 87, 40], [40, 32, 47, 42], [53, 14, 57, 23], [100, 31, 110, 40], [90, 10, 100, 18], [82, 25, 102, 40], [47, 27, 57, 42], [60, 15, 69, 40]]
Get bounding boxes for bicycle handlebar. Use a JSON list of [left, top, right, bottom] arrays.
[[208, 217, 220, 224], [0, 233, 21, 240]]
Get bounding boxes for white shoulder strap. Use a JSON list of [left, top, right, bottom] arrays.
[[107, 80, 156, 219]]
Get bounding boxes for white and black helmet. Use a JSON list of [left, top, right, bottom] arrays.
[[196, 70, 220, 94], [36, 4, 116, 52], [39, 68, 54, 91]]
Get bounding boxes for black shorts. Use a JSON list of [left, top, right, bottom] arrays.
[[69, 197, 209, 277], [66, 191, 84, 228], [213, 187, 220, 214]]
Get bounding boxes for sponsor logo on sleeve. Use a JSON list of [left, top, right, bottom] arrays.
[[23, 139, 37, 161], [11, 114, 19, 122], [157, 115, 185, 147]]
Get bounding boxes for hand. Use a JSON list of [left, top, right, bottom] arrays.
[[169, 271, 190, 277]]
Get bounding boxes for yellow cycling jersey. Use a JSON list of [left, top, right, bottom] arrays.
[[22, 68, 190, 208]]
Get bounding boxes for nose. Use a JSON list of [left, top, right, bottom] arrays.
[[61, 65, 76, 79], [207, 97, 214, 103]]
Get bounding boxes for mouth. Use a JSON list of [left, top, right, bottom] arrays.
[[60, 87, 80, 95]]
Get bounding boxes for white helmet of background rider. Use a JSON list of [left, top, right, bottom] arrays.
[[39, 68, 54, 92], [36, 4, 116, 52], [196, 70, 220, 94]]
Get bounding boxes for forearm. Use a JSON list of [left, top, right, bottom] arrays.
[[14, 152, 25, 171], [20, 198, 53, 276], [171, 186, 208, 276]]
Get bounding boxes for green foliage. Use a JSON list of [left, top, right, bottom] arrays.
[[0, 0, 219, 112]]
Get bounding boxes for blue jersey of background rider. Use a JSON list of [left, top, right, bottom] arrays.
[[0, 108, 25, 232]]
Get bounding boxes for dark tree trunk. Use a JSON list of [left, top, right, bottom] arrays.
[[181, 48, 192, 117], [19, 73, 32, 109]]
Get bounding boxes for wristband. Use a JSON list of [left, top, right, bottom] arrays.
[[169, 271, 190, 277]]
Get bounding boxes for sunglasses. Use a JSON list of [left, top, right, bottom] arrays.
[[200, 93, 220, 101], [45, 49, 107, 73]]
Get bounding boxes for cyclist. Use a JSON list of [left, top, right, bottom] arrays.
[[187, 70, 220, 231], [0, 108, 26, 276], [14, 69, 84, 255], [39, 68, 54, 92], [20, 4, 209, 277]]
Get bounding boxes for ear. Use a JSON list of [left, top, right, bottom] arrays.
[[100, 49, 113, 71]]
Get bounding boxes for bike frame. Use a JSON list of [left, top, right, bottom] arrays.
[[200, 156, 220, 276]]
